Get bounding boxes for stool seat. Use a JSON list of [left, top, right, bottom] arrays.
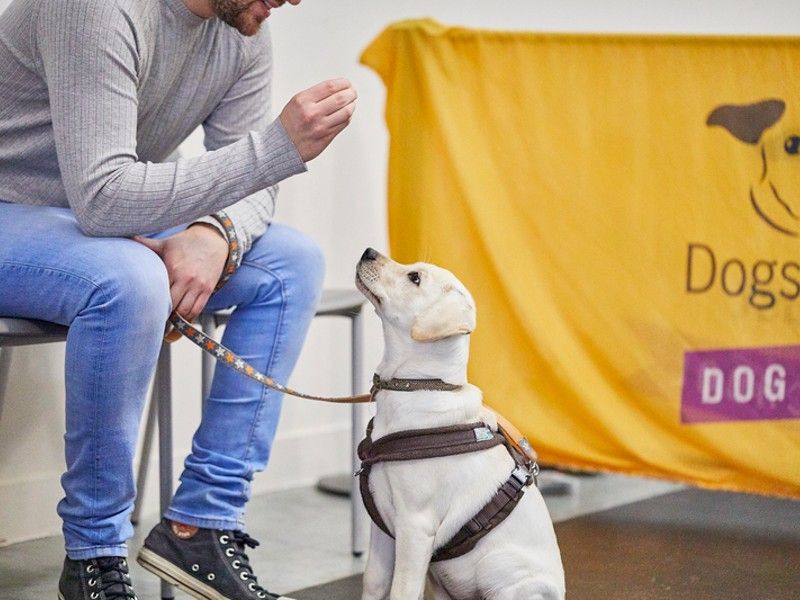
[[207, 288, 365, 328], [0, 318, 69, 346], [316, 288, 366, 317], [0, 289, 366, 343]]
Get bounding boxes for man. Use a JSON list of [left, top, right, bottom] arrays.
[[0, 0, 356, 597]]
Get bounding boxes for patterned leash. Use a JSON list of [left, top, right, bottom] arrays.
[[170, 301, 538, 469], [161, 211, 540, 469], [163, 211, 372, 404], [168, 311, 538, 471], [167, 311, 373, 403]]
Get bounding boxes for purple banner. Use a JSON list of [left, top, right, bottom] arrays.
[[681, 345, 800, 424]]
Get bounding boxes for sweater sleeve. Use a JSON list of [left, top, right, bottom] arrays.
[[193, 24, 280, 256], [35, 0, 305, 237]]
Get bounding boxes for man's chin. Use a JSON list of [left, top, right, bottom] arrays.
[[217, 3, 267, 37], [238, 20, 263, 35], [231, 13, 266, 36]]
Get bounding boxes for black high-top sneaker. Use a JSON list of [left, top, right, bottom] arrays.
[[137, 519, 295, 600], [58, 555, 138, 600]]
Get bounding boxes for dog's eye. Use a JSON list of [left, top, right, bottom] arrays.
[[785, 135, 800, 155], [407, 271, 421, 286]]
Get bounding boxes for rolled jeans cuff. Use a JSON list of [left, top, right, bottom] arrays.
[[66, 543, 128, 561], [163, 508, 245, 532]]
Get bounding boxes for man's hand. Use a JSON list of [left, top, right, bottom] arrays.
[[279, 78, 357, 162], [134, 224, 229, 321]]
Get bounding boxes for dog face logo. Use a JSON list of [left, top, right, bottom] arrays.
[[707, 99, 800, 236]]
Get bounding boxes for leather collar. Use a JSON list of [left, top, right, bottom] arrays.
[[371, 373, 462, 394]]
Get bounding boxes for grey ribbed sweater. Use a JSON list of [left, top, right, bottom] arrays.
[[0, 0, 306, 253]]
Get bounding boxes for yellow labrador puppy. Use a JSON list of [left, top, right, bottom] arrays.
[[355, 248, 565, 600]]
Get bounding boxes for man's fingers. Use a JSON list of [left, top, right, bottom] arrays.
[[325, 101, 356, 128], [188, 291, 212, 322], [174, 287, 201, 320], [281, 78, 356, 161], [169, 280, 188, 313], [317, 88, 357, 116], [305, 78, 352, 102]]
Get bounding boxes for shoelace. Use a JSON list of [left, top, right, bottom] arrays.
[[230, 531, 277, 599], [93, 557, 137, 600]]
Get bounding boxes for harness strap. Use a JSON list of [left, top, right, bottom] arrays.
[[359, 464, 392, 539], [357, 417, 505, 541], [431, 466, 531, 562], [357, 417, 536, 560], [357, 418, 504, 467]]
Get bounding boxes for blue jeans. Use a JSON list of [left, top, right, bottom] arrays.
[[0, 202, 324, 559]]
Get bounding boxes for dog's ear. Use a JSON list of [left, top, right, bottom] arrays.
[[706, 99, 785, 144], [411, 291, 476, 342]]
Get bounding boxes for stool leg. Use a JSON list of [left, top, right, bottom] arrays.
[[131, 389, 157, 526], [156, 342, 174, 600], [0, 347, 11, 424], [350, 310, 370, 557], [200, 314, 216, 403]]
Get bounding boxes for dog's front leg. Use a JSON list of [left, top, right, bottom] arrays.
[[362, 523, 395, 600], [389, 527, 435, 600]]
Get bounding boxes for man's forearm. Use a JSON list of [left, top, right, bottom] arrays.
[[75, 121, 302, 237]]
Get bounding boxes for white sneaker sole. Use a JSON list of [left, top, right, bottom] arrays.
[[137, 547, 294, 600]]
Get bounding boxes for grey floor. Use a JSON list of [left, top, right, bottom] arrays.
[[0, 472, 681, 599]]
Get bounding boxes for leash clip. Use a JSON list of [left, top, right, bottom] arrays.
[[531, 461, 540, 487]]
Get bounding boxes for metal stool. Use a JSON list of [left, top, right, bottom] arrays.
[[2, 289, 371, 600]]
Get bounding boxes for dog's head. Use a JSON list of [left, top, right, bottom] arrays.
[[707, 98, 800, 235], [355, 248, 476, 343]]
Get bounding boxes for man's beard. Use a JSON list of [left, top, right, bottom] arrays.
[[212, 0, 265, 36]]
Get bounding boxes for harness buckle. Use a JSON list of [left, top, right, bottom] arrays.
[[511, 465, 530, 487], [473, 426, 494, 442]]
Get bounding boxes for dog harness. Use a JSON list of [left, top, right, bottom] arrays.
[[357, 376, 539, 562]]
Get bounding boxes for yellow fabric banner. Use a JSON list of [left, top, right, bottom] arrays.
[[361, 19, 800, 499]]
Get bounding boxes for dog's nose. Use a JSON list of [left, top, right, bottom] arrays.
[[361, 247, 379, 262]]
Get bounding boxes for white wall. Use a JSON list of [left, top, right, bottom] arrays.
[[1, 0, 798, 546]]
